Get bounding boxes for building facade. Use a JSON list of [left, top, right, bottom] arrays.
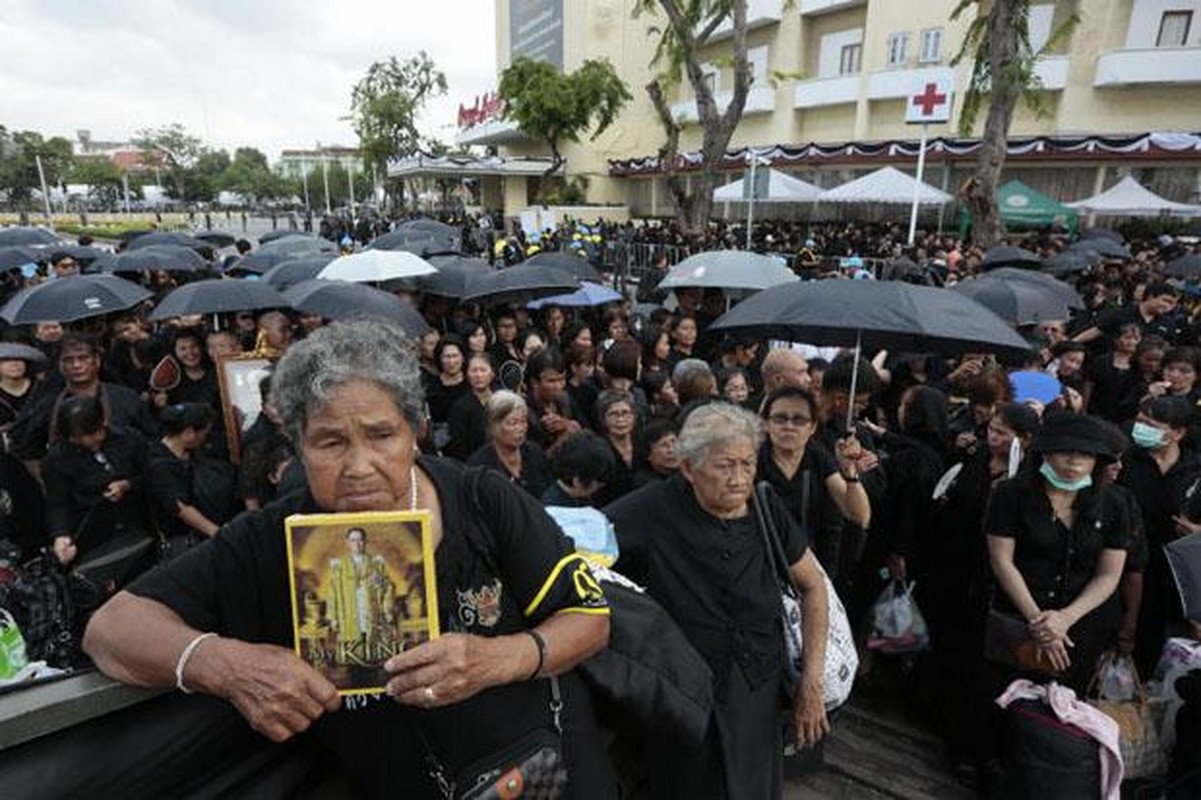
[[465, 0, 1201, 218], [276, 146, 363, 180]]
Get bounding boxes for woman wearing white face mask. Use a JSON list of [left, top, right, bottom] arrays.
[[1117, 396, 1201, 675], [983, 412, 1129, 692]]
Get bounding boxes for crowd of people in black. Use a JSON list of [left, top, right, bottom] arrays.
[[0, 217, 1199, 797]]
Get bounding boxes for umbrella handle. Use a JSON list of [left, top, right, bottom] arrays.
[[846, 330, 862, 434]]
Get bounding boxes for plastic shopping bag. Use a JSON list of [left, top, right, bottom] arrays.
[[1097, 651, 1138, 702], [866, 580, 930, 654]]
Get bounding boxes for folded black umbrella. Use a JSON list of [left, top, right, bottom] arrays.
[[260, 254, 339, 290], [1165, 532, 1201, 621], [982, 245, 1042, 270], [92, 245, 211, 274], [149, 278, 285, 321], [954, 277, 1073, 326], [1165, 254, 1201, 280], [282, 279, 430, 337], [0, 274, 152, 324], [1042, 249, 1099, 275], [125, 231, 212, 253], [525, 251, 603, 283], [419, 255, 493, 299], [0, 227, 58, 247], [0, 246, 44, 271], [461, 264, 580, 307], [711, 279, 1031, 357], [1068, 237, 1129, 260]]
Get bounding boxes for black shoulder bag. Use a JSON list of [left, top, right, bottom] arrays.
[[416, 676, 567, 800]]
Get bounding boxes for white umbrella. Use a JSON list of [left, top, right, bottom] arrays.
[[658, 250, 799, 293], [317, 250, 437, 283]]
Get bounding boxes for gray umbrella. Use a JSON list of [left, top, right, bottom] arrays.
[[420, 255, 494, 299], [0, 274, 151, 324], [1042, 249, 1099, 275], [1068, 237, 1129, 260], [954, 277, 1073, 326], [282, 279, 430, 337], [149, 278, 285, 320], [984, 267, 1083, 309], [658, 250, 798, 292], [92, 245, 212, 274], [125, 231, 212, 252], [982, 245, 1042, 270], [0, 227, 59, 246], [0, 246, 44, 271], [261, 254, 339, 290]]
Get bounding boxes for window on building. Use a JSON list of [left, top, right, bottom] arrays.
[[839, 43, 862, 75], [1157, 11, 1193, 47], [919, 28, 942, 63], [886, 32, 909, 67], [748, 45, 769, 85]]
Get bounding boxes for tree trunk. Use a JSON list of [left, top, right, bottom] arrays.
[[968, 0, 1022, 249]]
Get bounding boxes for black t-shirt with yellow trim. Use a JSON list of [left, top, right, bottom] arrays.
[[127, 455, 614, 799]]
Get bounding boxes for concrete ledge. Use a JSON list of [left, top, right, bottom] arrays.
[[0, 670, 164, 750]]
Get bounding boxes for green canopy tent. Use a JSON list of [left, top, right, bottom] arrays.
[[960, 179, 1078, 236]]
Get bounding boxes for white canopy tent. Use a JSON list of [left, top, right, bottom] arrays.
[[713, 169, 823, 203], [1066, 175, 1201, 218], [817, 166, 952, 205]]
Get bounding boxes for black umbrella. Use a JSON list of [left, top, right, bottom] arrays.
[[982, 245, 1042, 270], [258, 236, 336, 256], [1080, 227, 1125, 243], [0, 227, 59, 247], [0, 342, 48, 363], [233, 250, 293, 272], [1042, 249, 1099, 275], [984, 267, 1083, 309], [258, 230, 311, 244], [1069, 237, 1130, 260], [282, 280, 430, 337], [1165, 532, 1201, 621], [397, 218, 458, 237], [368, 231, 455, 257], [50, 245, 109, 265], [419, 255, 493, 299], [711, 280, 1030, 357], [195, 231, 238, 248], [261, 254, 338, 290], [1165, 254, 1201, 280], [0, 245, 44, 271], [526, 251, 604, 283], [149, 278, 285, 321], [461, 264, 580, 307], [117, 229, 155, 242], [953, 278, 1073, 326], [0, 274, 152, 324], [125, 231, 212, 252], [92, 245, 212, 274]]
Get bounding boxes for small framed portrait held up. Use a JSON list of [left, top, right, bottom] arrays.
[[284, 510, 440, 695], [216, 355, 274, 464]]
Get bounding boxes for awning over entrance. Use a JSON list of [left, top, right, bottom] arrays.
[[387, 153, 555, 179]]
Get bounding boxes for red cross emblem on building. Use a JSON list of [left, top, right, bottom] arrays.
[[911, 83, 948, 117]]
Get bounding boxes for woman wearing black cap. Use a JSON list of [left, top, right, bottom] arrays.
[[982, 412, 1129, 692]]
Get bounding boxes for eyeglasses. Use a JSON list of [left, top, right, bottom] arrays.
[[605, 408, 634, 419], [768, 413, 812, 427]]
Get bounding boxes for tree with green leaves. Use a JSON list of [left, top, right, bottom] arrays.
[[132, 123, 204, 201], [0, 126, 75, 206], [951, 0, 1079, 247], [498, 56, 631, 176], [69, 155, 126, 208], [348, 52, 447, 208], [638, 0, 751, 231], [220, 147, 287, 203]]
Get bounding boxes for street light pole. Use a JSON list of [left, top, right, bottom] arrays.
[[320, 150, 332, 216]]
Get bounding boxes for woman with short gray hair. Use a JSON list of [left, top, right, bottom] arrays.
[[605, 401, 830, 799], [85, 320, 616, 795], [468, 389, 555, 498]]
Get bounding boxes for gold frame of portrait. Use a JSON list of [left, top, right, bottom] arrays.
[[215, 355, 274, 465], [284, 509, 440, 696]]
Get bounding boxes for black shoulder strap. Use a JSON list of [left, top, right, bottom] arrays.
[[752, 482, 800, 597], [461, 464, 501, 575]]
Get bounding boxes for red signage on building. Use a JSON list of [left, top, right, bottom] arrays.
[[458, 93, 505, 129]]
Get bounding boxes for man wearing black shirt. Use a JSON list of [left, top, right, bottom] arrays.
[[1074, 282, 1182, 347]]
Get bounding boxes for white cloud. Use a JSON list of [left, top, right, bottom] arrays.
[[0, 0, 497, 161]]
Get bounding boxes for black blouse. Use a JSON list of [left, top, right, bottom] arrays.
[[984, 475, 1129, 615], [605, 476, 808, 701]]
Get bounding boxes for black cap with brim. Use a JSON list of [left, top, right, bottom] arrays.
[[1030, 412, 1115, 462]]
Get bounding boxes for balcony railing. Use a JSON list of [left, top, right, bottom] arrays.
[[1094, 47, 1201, 87]]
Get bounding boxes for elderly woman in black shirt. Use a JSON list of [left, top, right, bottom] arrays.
[[83, 320, 615, 798], [605, 402, 830, 800]]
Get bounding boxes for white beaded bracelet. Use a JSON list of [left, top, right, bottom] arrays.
[[175, 632, 218, 694]]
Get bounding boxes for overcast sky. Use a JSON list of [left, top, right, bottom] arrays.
[[0, 0, 497, 161]]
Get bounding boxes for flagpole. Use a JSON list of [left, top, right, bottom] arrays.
[[907, 122, 929, 246]]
